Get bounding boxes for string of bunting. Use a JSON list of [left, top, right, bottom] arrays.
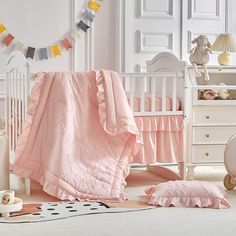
[[0, 0, 102, 61]]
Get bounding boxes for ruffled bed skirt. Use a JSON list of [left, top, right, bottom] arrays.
[[132, 116, 184, 164]]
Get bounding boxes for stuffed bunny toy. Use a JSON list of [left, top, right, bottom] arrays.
[[189, 35, 212, 81]]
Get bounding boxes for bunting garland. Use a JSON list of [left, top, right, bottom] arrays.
[[0, 24, 6, 33], [61, 38, 72, 51], [0, 0, 102, 61], [2, 33, 14, 46], [77, 20, 90, 33], [39, 48, 48, 60]]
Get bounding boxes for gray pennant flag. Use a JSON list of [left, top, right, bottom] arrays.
[[26, 47, 35, 59], [82, 10, 95, 22], [39, 48, 48, 60], [77, 20, 90, 32]]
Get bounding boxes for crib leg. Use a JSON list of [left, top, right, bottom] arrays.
[[187, 166, 195, 180], [25, 178, 30, 195], [10, 174, 30, 195], [178, 162, 186, 180], [148, 165, 181, 181]]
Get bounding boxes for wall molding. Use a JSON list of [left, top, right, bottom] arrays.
[[137, 31, 173, 53], [124, 0, 133, 72], [116, 0, 124, 72], [139, 0, 174, 19], [188, 0, 220, 21]]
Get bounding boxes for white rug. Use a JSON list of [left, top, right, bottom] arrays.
[[1, 167, 236, 236], [0, 201, 154, 223]]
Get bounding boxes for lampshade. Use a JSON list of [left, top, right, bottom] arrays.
[[211, 33, 236, 52], [211, 33, 236, 65]]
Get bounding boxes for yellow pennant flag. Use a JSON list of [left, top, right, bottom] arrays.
[[88, 1, 101, 12], [51, 44, 61, 57], [0, 24, 6, 33]]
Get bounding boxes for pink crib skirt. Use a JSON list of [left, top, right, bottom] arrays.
[[132, 115, 184, 164]]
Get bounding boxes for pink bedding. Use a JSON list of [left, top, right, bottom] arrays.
[[132, 116, 184, 164], [13, 71, 140, 202], [127, 94, 181, 112]]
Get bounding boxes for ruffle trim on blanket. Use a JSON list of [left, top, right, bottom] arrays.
[[96, 70, 142, 155], [96, 70, 138, 135], [13, 161, 129, 201]]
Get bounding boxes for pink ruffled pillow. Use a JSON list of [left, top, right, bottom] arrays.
[[145, 180, 230, 209]]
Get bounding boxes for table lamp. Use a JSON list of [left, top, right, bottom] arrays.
[[211, 33, 236, 66]]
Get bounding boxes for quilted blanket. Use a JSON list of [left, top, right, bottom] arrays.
[[13, 71, 140, 202]]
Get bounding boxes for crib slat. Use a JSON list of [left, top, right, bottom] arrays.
[[140, 77, 145, 112], [4, 72, 8, 133], [11, 69, 15, 151], [162, 77, 166, 112], [23, 73, 26, 121], [9, 71, 13, 151], [7, 72, 11, 151], [14, 68, 17, 150], [129, 77, 134, 111], [19, 72, 22, 134], [15, 69, 19, 145], [151, 76, 156, 112], [172, 75, 177, 112]]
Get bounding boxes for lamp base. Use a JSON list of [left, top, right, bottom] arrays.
[[218, 52, 231, 66]]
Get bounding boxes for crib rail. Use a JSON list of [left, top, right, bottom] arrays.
[[119, 72, 184, 116], [5, 56, 30, 156], [5, 51, 30, 195], [5, 68, 29, 154]]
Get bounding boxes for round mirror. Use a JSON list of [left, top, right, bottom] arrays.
[[224, 134, 236, 190]]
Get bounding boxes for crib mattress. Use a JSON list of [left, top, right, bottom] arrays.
[[126, 93, 181, 112]]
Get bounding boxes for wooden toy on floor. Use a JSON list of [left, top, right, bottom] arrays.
[[0, 190, 23, 218]]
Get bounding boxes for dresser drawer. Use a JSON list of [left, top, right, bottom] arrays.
[[193, 107, 236, 126], [193, 127, 236, 145], [192, 145, 225, 163]]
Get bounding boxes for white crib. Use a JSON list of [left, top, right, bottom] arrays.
[[4, 51, 30, 195], [120, 52, 186, 116], [4, 51, 187, 195]]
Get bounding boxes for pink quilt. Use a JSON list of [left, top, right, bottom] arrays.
[[13, 71, 141, 202]]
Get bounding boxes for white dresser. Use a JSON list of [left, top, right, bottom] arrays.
[[187, 66, 236, 179]]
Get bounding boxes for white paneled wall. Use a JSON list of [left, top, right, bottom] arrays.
[[1, 0, 236, 121], [228, 0, 236, 63], [120, 0, 181, 72], [118, 0, 236, 72], [182, 0, 226, 63]]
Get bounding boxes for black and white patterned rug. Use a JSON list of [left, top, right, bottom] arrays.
[[0, 201, 154, 223]]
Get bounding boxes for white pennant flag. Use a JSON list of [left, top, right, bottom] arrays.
[[13, 41, 24, 52], [70, 28, 80, 41]]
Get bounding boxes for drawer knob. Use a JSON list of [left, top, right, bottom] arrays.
[[205, 152, 209, 157], [205, 134, 210, 138], [205, 115, 210, 120]]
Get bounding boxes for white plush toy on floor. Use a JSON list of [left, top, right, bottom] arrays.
[[189, 35, 212, 81]]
